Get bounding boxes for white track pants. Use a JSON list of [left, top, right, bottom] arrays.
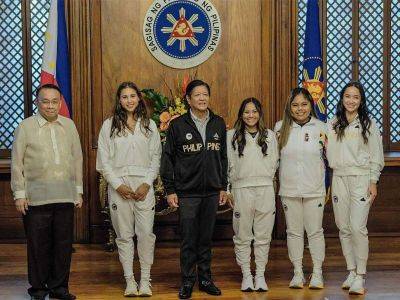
[[232, 185, 275, 277], [281, 196, 325, 273], [332, 175, 371, 275], [108, 176, 156, 280]]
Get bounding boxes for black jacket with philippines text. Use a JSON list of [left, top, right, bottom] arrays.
[[160, 110, 228, 198]]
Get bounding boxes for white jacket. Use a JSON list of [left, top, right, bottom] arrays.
[[326, 117, 384, 183], [96, 118, 161, 189], [274, 117, 327, 198], [227, 129, 279, 189]]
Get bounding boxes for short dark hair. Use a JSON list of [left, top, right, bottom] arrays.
[[185, 79, 210, 98], [36, 83, 62, 98]]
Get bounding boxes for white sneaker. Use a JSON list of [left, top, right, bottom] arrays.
[[254, 275, 268, 292], [349, 275, 365, 295], [309, 272, 324, 289], [124, 276, 138, 297], [139, 280, 153, 297], [289, 271, 305, 289], [241, 275, 254, 292], [342, 270, 357, 290]]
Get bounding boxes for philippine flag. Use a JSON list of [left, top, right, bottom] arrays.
[[40, 0, 72, 118]]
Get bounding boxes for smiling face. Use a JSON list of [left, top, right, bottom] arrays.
[[342, 86, 361, 115], [186, 85, 210, 113], [290, 94, 312, 123], [119, 87, 139, 114], [242, 102, 260, 130], [36, 88, 62, 122]]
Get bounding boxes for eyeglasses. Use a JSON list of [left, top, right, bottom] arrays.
[[39, 100, 60, 106]]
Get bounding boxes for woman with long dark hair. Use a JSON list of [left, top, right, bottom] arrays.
[[274, 87, 327, 290], [227, 97, 279, 292], [327, 81, 384, 295], [96, 81, 161, 297]]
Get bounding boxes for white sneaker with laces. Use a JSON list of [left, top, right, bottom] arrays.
[[124, 276, 138, 297], [349, 275, 365, 295], [241, 275, 254, 292], [342, 270, 357, 290], [289, 271, 305, 289], [308, 272, 324, 289], [139, 280, 153, 297], [254, 275, 268, 292]]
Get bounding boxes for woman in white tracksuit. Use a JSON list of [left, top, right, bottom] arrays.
[[327, 81, 384, 295], [227, 98, 279, 292], [274, 87, 327, 289], [96, 82, 161, 297]]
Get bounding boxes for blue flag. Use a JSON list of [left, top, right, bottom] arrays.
[[302, 0, 330, 198], [302, 0, 326, 122]]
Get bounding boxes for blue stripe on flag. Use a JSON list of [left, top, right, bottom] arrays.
[[56, 0, 72, 115]]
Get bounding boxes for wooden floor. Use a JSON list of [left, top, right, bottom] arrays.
[[1, 237, 400, 300]]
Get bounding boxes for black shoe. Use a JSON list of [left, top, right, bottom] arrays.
[[178, 283, 193, 299], [28, 288, 48, 300], [199, 280, 221, 296], [49, 291, 76, 300]]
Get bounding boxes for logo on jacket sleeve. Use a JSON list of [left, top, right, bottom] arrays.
[[213, 133, 219, 140]]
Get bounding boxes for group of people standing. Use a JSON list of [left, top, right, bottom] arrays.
[[226, 82, 383, 297], [11, 78, 384, 300]]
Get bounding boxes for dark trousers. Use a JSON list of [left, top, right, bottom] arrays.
[[23, 203, 74, 297], [179, 195, 219, 285]]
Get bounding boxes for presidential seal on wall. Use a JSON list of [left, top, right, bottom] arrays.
[[143, 0, 222, 69]]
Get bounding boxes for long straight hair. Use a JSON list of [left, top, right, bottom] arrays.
[[333, 81, 371, 144], [231, 97, 269, 157], [277, 87, 316, 150], [110, 81, 151, 137]]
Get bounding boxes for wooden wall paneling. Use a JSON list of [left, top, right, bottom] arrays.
[[225, 0, 262, 126], [0, 174, 25, 241], [273, 0, 298, 240], [261, 0, 276, 129], [67, 0, 92, 242], [89, 0, 106, 243], [275, 0, 298, 119]]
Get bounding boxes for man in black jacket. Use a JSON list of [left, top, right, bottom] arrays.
[[161, 80, 228, 299]]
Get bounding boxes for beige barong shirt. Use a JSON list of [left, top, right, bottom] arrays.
[[11, 114, 83, 206]]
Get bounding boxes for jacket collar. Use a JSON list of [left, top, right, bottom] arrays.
[[291, 116, 318, 128], [183, 109, 216, 126], [190, 109, 210, 123]]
